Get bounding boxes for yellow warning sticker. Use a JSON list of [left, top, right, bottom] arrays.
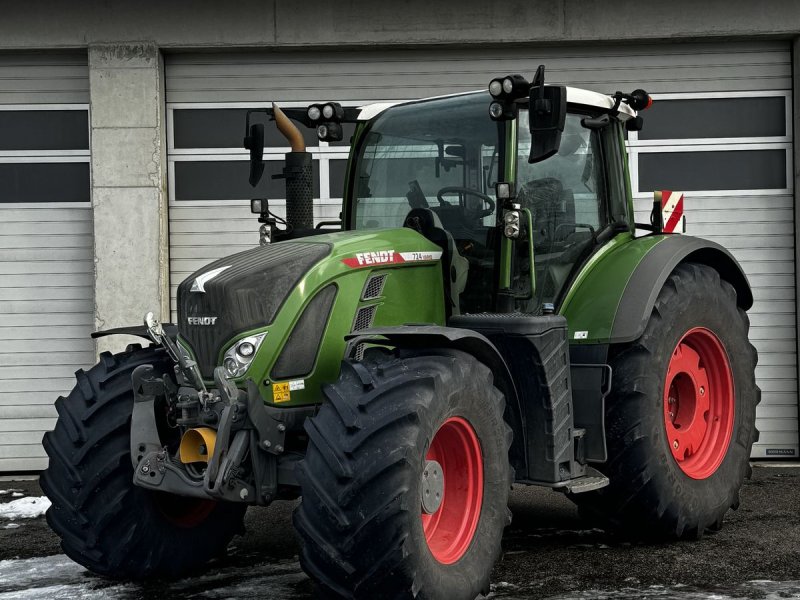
[[272, 382, 291, 403]]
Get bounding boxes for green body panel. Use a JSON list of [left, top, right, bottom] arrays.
[[559, 233, 666, 343], [221, 227, 445, 407]]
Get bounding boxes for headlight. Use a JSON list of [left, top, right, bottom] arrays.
[[322, 103, 335, 119], [222, 333, 267, 379], [307, 105, 321, 121]]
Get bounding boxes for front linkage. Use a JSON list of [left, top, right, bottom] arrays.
[[130, 313, 312, 505]]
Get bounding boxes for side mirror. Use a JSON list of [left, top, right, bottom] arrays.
[[528, 66, 566, 164], [243, 123, 265, 187]]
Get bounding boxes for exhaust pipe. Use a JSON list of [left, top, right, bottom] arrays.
[[179, 427, 217, 464], [273, 103, 314, 231]]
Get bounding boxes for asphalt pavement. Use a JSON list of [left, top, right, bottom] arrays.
[[1, 464, 799, 599]]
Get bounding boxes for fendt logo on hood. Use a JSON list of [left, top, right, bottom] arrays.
[[188, 316, 218, 326], [341, 249, 443, 269]]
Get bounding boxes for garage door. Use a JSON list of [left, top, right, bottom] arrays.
[[165, 41, 796, 458], [0, 53, 93, 472]]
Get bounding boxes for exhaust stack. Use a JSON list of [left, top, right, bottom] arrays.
[[273, 103, 314, 231]]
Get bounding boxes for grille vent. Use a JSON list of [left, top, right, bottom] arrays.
[[362, 274, 387, 300], [353, 304, 377, 332]]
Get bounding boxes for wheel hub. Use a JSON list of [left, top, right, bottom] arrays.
[[420, 460, 444, 514], [663, 327, 734, 479]]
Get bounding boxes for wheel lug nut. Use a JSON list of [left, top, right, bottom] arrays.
[[700, 387, 705, 396], [673, 440, 679, 449]]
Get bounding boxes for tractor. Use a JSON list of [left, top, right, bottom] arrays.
[[41, 66, 759, 599]]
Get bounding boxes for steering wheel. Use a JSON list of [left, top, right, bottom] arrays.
[[436, 187, 496, 219]]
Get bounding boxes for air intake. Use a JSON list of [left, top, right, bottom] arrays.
[[362, 274, 387, 300]]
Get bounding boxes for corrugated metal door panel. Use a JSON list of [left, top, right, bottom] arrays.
[[0, 53, 92, 472], [165, 41, 791, 102], [166, 41, 795, 458], [0, 189, 93, 465], [0, 52, 89, 104]]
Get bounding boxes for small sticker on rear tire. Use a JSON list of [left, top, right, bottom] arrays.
[[574, 331, 588, 340]]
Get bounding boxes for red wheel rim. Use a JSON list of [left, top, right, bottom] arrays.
[[664, 327, 734, 479], [421, 416, 483, 564]]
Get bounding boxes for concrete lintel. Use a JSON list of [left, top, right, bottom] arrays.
[[0, 1, 799, 50]]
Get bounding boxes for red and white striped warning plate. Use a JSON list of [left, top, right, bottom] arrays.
[[661, 190, 685, 234]]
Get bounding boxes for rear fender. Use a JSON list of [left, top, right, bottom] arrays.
[[610, 236, 752, 343], [344, 325, 527, 476], [561, 234, 752, 345]]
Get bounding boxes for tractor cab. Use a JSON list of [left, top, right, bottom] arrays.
[[344, 87, 636, 317]]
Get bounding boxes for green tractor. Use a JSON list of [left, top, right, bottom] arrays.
[[41, 66, 758, 599]]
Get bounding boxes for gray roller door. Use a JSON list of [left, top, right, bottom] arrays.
[[0, 53, 93, 471], [165, 41, 796, 458]]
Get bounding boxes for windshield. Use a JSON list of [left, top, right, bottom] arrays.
[[351, 93, 503, 314]]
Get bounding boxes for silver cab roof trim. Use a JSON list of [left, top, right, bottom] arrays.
[[357, 86, 637, 121]]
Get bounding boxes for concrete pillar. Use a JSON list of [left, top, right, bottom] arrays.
[[793, 37, 800, 430], [89, 43, 169, 355]]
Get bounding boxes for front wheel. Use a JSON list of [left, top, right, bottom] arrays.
[[571, 263, 759, 539], [294, 348, 512, 599], [41, 346, 247, 578]]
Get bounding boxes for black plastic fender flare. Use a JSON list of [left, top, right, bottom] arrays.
[[344, 325, 528, 476], [610, 235, 753, 344]]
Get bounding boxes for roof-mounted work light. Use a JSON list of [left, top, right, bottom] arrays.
[[306, 102, 346, 142], [488, 74, 530, 121]]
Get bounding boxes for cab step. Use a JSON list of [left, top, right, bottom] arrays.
[[561, 467, 610, 494]]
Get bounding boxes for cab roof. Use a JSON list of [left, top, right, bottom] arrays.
[[357, 87, 637, 121]]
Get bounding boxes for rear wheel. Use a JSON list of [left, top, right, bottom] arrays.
[[41, 346, 246, 578], [294, 348, 512, 599], [571, 263, 759, 538]]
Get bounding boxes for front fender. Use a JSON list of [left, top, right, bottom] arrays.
[[344, 325, 527, 477], [561, 234, 752, 345]]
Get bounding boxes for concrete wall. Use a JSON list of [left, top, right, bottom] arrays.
[[0, 1, 798, 50], [89, 43, 169, 354]]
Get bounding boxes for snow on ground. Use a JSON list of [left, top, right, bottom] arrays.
[[1, 554, 799, 600], [0, 554, 308, 599], [0, 497, 50, 520], [489, 580, 800, 599]]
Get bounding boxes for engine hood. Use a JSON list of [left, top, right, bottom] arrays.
[[178, 241, 332, 378], [177, 228, 445, 381]]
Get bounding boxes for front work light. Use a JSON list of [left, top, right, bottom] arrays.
[[495, 182, 516, 201], [317, 122, 343, 142], [223, 332, 267, 379], [489, 101, 517, 121], [307, 105, 322, 121], [489, 74, 529, 100]]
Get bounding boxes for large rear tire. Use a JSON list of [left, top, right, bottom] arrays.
[[41, 346, 247, 578], [571, 263, 759, 539], [294, 348, 512, 599]]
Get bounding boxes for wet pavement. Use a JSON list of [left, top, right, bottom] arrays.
[[1, 464, 799, 599]]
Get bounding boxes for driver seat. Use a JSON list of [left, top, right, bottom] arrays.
[[403, 208, 468, 317]]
